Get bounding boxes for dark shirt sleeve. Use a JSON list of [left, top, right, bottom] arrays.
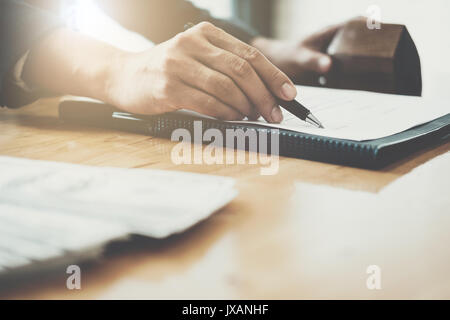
[[0, 0, 63, 108], [96, 0, 258, 44]]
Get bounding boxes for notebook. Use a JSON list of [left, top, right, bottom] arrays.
[[59, 86, 450, 169]]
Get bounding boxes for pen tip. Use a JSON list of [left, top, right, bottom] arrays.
[[306, 113, 325, 129]]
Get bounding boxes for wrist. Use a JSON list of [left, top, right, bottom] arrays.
[[23, 28, 130, 104], [95, 49, 130, 104]]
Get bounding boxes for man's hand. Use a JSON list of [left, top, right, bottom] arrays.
[[251, 23, 342, 82], [107, 22, 297, 122], [24, 23, 297, 123]]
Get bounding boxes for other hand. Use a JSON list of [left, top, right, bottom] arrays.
[[251, 23, 342, 82]]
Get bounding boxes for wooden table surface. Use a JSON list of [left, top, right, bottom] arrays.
[[0, 98, 449, 299]]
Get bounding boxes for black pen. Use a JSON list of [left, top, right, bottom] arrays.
[[277, 98, 324, 128]]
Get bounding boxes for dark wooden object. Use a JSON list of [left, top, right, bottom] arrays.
[[299, 19, 422, 96]]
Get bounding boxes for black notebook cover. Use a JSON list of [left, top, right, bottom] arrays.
[[59, 100, 450, 170]]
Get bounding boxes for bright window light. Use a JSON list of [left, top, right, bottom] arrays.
[[60, 0, 232, 51], [61, 0, 153, 52], [190, 0, 232, 19]]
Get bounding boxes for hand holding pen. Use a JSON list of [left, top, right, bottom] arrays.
[[184, 23, 324, 128]]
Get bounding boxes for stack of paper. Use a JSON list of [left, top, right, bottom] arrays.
[[0, 156, 237, 239]]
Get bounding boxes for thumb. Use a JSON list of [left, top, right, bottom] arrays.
[[294, 47, 333, 73]]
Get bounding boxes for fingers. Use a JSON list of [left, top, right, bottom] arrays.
[[175, 84, 245, 121], [302, 23, 343, 49], [293, 47, 333, 73], [197, 23, 297, 102], [296, 23, 343, 74], [176, 58, 256, 118], [196, 44, 283, 123]]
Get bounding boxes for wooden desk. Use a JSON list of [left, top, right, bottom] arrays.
[[0, 99, 449, 299]]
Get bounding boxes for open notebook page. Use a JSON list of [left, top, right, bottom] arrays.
[[229, 86, 449, 141]]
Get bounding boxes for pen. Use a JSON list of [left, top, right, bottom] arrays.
[[277, 98, 324, 129], [184, 22, 324, 129]]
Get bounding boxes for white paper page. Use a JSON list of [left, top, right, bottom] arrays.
[[0, 157, 237, 239], [231, 86, 449, 141]]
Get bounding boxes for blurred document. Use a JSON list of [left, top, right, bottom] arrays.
[[0, 156, 237, 239], [234, 86, 449, 141]]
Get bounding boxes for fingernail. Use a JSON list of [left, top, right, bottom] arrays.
[[319, 56, 332, 72], [271, 106, 283, 123], [281, 83, 297, 100]]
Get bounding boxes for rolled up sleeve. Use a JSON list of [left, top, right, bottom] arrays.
[[0, 0, 63, 108]]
